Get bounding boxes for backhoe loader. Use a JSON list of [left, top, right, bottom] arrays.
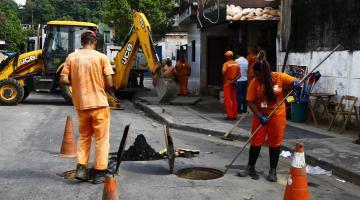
[[0, 12, 176, 105]]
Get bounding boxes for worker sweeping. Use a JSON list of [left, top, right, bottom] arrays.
[[60, 30, 114, 184], [175, 56, 191, 95], [222, 51, 241, 120], [238, 50, 300, 182]]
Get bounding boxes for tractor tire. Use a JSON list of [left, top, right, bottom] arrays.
[[61, 85, 73, 104], [0, 78, 25, 105], [23, 86, 30, 101]]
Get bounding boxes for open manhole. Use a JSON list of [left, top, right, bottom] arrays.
[[176, 167, 224, 180]]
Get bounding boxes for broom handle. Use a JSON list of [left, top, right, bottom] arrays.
[[224, 44, 341, 174]]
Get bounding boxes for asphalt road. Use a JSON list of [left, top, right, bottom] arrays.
[[0, 93, 359, 200]]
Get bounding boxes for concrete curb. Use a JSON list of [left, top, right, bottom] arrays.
[[134, 100, 360, 185]]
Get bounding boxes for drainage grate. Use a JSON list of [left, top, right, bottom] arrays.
[[176, 167, 224, 180]]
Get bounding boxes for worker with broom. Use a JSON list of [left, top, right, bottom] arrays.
[[238, 50, 300, 182]]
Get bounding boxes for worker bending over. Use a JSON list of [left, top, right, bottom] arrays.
[[222, 51, 241, 120], [238, 50, 299, 182], [175, 56, 191, 95], [60, 30, 114, 184]]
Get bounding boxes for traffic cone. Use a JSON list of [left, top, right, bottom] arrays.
[[102, 174, 120, 200], [283, 142, 310, 200], [59, 116, 77, 157]]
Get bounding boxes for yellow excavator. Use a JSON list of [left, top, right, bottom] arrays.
[[0, 12, 176, 105]]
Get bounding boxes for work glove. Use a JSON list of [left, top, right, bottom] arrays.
[[232, 80, 237, 87], [292, 80, 301, 91], [257, 114, 268, 125]]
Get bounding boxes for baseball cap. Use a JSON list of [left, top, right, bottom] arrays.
[[224, 51, 233, 57]]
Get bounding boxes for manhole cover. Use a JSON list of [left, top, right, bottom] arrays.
[[176, 167, 224, 180]]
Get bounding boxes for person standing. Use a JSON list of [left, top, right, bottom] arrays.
[[222, 51, 241, 120], [162, 57, 176, 79], [235, 50, 249, 113], [238, 51, 299, 182], [175, 56, 191, 95], [246, 46, 257, 81], [60, 30, 114, 184]]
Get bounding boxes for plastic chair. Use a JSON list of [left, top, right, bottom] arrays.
[[328, 95, 359, 133]]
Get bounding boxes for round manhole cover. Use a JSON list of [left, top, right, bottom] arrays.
[[176, 167, 224, 180]]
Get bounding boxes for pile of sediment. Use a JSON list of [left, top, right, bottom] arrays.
[[122, 134, 164, 161]]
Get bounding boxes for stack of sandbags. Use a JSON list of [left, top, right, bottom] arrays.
[[226, 5, 280, 21]]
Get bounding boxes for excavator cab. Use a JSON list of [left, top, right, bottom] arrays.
[[0, 21, 101, 105], [43, 21, 101, 75]]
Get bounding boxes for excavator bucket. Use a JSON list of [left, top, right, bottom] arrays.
[[152, 72, 177, 103]]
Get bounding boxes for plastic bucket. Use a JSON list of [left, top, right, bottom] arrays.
[[291, 102, 308, 123]]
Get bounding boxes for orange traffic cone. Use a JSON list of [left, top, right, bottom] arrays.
[[59, 116, 77, 157], [283, 142, 310, 200], [102, 174, 120, 200]]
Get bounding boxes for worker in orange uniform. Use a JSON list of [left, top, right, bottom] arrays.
[[60, 30, 114, 184], [238, 51, 300, 182], [175, 56, 191, 95], [222, 51, 241, 120], [246, 46, 258, 81]]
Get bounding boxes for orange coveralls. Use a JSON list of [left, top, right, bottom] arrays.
[[175, 61, 191, 95], [246, 72, 295, 147], [222, 60, 240, 119], [61, 49, 114, 170]]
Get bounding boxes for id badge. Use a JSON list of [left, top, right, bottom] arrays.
[[261, 101, 268, 108], [273, 85, 279, 92]]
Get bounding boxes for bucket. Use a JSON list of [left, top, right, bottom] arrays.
[[291, 102, 308, 123]]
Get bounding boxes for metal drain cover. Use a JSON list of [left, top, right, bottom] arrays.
[[164, 125, 175, 173], [176, 167, 224, 180]]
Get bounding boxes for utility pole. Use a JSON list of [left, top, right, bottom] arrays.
[[31, 7, 34, 36]]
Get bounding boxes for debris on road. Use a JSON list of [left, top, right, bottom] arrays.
[[306, 165, 332, 176], [175, 148, 200, 158], [122, 134, 164, 161], [280, 150, 292, 158], [336, 178, 346, 183]]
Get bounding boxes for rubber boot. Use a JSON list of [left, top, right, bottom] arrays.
[[75, 164, 88, 181], [237, 146, 261, 180], [268, 147, 280, 182], [93, 169, 107, 184]]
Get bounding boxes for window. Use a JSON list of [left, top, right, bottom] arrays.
[[192, 40, 196, 62]]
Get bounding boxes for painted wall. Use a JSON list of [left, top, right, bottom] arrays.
[[181, 23, 201, 94], [277, 50, 360, 105], [278, 0, 360, 106]]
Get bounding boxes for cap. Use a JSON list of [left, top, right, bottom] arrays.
[[224, 51, 233, 57]]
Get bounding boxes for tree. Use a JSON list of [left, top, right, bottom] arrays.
[[19, 0, 102, 26], [0, 0, 26, 51], [101, 0, 176, 44]]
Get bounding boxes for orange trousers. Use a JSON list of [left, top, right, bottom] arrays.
[[178, 76, 189, 95], [77, 107, 110, 170], [223, 84, 238, 119], [250, 113, 286, 147]]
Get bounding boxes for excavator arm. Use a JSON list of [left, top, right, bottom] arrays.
[[113, 12, 177, 102]]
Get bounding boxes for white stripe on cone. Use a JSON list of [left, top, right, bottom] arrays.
[[291, 152, 306, 168]]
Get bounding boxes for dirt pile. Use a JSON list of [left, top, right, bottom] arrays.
[[122, 134, 163, 161]]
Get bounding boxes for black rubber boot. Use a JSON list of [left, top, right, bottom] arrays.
[[268, 168, 277, 182], [237, 146, 261, 180], [268, 147, 280, 182], [75, 164, 88, 181], [92, 169, 107, 184]]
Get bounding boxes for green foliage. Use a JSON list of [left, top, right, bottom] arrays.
[[0, 0, 26, 51], [101, 0, 176, 43], [19, 0, 102, 25]]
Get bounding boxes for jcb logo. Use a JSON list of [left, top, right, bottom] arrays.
[[20, 56, 36, 65], [121, 43, 133, 65]]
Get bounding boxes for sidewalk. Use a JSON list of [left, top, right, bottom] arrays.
[[134, 96, 360, 185]]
